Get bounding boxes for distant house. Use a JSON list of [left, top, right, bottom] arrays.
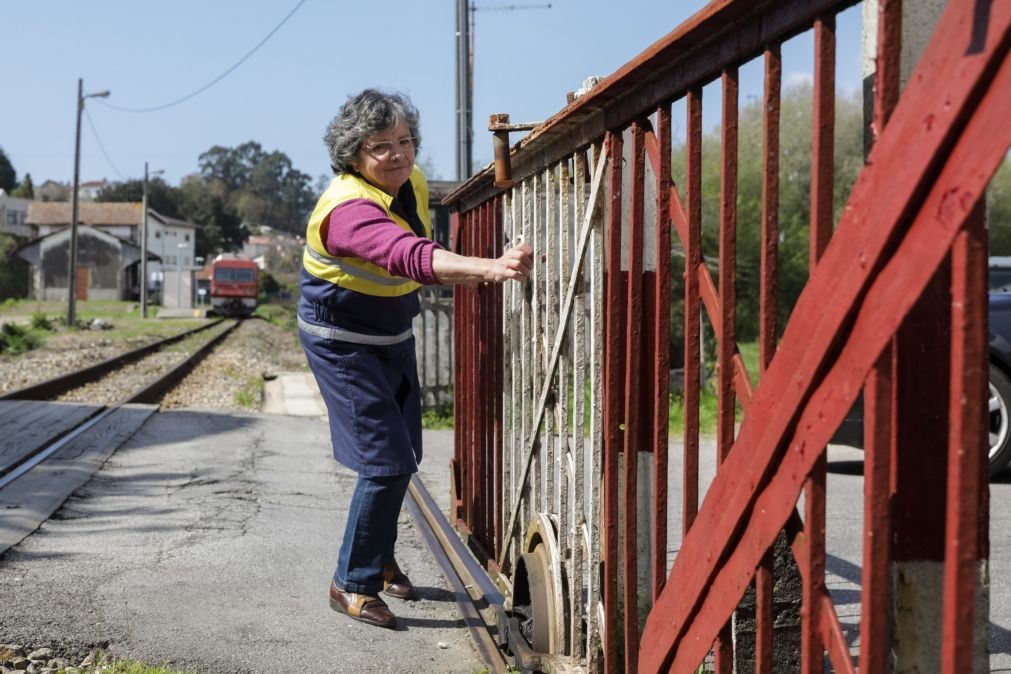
[[19, 202, 198, 302], [36, 180, 70, 202], [13, 225, 155, 301], [0, 189, 32, 238], [78, 179, 108, 202], [428, 180, 459, 249]]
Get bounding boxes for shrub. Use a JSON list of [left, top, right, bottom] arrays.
[[30, 312, 54, 331], [0, 322, 43, 355]]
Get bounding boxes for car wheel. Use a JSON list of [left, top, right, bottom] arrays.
[[989, 363, 1011, 478]]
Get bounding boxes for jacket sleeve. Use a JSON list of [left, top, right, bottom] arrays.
[[322, 199, 443, 285]]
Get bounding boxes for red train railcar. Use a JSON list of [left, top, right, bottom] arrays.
[[210, 257, 258, 317]]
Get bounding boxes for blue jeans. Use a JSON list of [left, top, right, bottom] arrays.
[[334, 472, 412, 595]]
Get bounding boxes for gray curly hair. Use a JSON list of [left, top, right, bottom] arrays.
[[324, 89, 421, 175]]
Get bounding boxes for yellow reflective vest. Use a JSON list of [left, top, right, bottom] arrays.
[[302, 166, 432, 298]]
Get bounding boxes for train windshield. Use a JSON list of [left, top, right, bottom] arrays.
[[214, 268, 256, 283]]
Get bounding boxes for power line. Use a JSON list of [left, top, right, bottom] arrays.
[[96, 0, 307, 113], [83, 107, 124, 180]]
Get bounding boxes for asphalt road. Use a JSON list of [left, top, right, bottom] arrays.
[[0, 411, 482, 673]]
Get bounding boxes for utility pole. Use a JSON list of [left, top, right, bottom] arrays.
[[456, 2, 550, 181], [141, 163, 164, 319], [67, 78, 109, 327], [455, 0, 472, 181]]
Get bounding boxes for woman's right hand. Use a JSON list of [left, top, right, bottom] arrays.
[[489, 242, 533, 283]]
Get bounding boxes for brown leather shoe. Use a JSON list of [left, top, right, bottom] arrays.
[[328, 581, 397, 628], [383, 559, 418, 601]]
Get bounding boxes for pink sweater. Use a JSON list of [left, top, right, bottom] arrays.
[[321, 198, 442, 285]]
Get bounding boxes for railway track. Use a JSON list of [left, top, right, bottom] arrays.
[[0, 319, 242, 554]]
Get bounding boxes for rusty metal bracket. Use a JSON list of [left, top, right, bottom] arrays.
[[489, 113, 542, 190]]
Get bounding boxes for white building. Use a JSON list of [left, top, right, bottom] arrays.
[[0, 189, 33, 238]]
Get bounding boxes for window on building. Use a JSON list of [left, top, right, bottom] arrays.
[[5, 212, 17, 225], [155, 231, 161, 239], [185, 234, 190, 242]]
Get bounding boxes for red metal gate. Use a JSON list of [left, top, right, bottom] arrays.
[[446, 1, 1009, 671]]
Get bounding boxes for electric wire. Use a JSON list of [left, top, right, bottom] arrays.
[[83, 107, 125, 180], [95, 0, 307, 113]]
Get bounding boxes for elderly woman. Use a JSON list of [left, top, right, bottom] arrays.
[[299, 89, 532, 629]]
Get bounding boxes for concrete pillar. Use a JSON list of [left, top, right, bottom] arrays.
[[862, 2, 990, 671]]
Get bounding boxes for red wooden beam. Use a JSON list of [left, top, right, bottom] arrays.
[[715, 66, 739, 674], [652, 102, 673, 603], [623, 120, 646, 674], [755, 42, 781, 674], [941, 207, 987, 673], [603, 131, 625, 674], [639, 3, 1010, 668], [683, 89, 702, 535]]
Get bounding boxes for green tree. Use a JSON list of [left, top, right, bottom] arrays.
[[11, 173, 34, 199], [0, 146, 16, 192], [178, 174, 247, 259], [96, 178, 182, 218], [198, 141, 315, 233], [987, 158, 1011, 255], [670, 83, 865, 343]]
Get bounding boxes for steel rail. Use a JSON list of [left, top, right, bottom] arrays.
[[0, 320, 240, 490], [0, 318, 226, 402], [404, 476, 509, 673]]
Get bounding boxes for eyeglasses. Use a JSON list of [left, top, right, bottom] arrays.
[[363, 136, 418, 158]]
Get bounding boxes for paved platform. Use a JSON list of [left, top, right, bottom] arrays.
[[0, 377, 482, 673]]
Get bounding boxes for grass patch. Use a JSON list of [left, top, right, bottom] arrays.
[[422, 402, 454, 429], [254, 302, 297, 331], [0, 322, 44, 355], [234, 376, 265, 409], [69, 660, 195, 674]]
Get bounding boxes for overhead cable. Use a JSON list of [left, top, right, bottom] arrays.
[[96, 0, 307, 113]]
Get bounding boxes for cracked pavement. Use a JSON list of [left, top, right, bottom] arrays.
[[0, 410, 483, 673]]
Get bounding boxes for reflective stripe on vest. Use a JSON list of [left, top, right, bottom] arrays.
[[302, 167, 431, 298], [303, 245, 409, 287], [297, 315, 413, 345]]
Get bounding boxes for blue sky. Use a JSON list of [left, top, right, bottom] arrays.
[[1, 1, 863, 189]]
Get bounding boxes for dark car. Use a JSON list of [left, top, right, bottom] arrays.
[[987, 257, 1011, 477], [833, 257, 1011, 478]]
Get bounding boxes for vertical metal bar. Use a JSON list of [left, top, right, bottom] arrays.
[[802, 16, 835, 674], [810, 15, 836, 265], [860, 351, 893, 674], [684, 87, 703, 534], [461, 214, 472, 527], [480, 201, 489, 549], [860, 5, 900, 670], [623, 121, 646, 674], [453, 213, 463, 524], [872, 0, 902, 143], [942, 209, 986, 674], [477, 205, 488, 543], [572, 148, 588, 664], [532, 171, 543, 518], [714, 65, 739, 674], [546, 164, 558, 528], [485, 198, 493, 549], [653, 103, 672, 602], [558, 157, 572, 622], [756, 43, 781, 674], [494, 197, 505, 558], [603, 130, 625, 674], [521, 177, 534, 562], [468, 215, 478, 531], [419, 288, 428, 405], [588, 139, 606, 673], [502, 192, 514, 566]]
